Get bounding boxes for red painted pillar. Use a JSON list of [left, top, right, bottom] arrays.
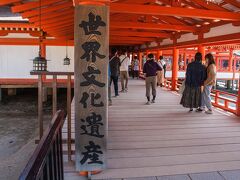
[[198, 44, 205, 63], [229, 49, 233, 72], [40, 41, 46, 81], [138, 51, 143, 72], [157, 50, 162, 60], [172, 47, 179, 91], [237, 80, 240, 116], [215, 56, 219, 71], [183, 52, 187, 71]]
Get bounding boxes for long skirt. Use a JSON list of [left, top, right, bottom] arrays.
[[157, 71, 164, 85], [180, 85, 202, 108]]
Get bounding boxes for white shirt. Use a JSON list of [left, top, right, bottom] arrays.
[[119, 55, 130, 71], [160, 59, 166, 66], [133, 59, 139, 71]]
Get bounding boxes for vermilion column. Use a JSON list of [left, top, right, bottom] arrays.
[[198, 44, 205, 62], [138, 51, 143, 72], [40, 40, 46, 81], [215, 56, 219, 71], [229, 49, 233, 72], [183, 52, 187, 70], [172, 47, 179, 91], [157, 50, 162, 60], [237, 80, 240, 116]]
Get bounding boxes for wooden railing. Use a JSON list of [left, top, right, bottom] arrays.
[[211, 90, 238, 114], [19, 111, 65, 180], [164, 79, 239, 116], [30, 71, 74, 161]]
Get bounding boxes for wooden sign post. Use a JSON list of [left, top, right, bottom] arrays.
[[74, 3, 109, 172]]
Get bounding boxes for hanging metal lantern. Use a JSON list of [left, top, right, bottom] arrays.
[[63, 56, 71, 65], [63, 41, 71, 65], [32, 55, 48, 72]]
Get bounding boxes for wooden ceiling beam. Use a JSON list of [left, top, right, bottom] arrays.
[[28, 8, 73, 22], [223, 0, 240, 9], [21, 1, 73, 18], [44, 24, 73, 32], [110, 36, 156, 42], [187, 0, 227, 11], [0, 0, 20, 6], [0, 23, 36, 29], [43, 19, 73, 29], [11, 0, 66, 13], [110, 31, 171, 38], [34, 14, 73, 26], [116, 0, 156, 4], [111, 21, 197, 32], [110, 3, 240, 21]]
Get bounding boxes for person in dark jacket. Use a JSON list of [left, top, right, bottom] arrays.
[[180, 52, 206, 111], [109, 48, 121, 97], [143, 53, 162, 105]]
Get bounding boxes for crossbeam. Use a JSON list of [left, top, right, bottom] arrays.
[[110, 3, 240, 21], [111, 22, 197, 32], [110, 31, 171, 38]]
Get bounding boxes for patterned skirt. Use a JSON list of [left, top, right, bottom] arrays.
[[180, 85, 202, 108]]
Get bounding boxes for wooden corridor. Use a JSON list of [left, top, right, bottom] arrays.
[[64, 79, 240, 180]]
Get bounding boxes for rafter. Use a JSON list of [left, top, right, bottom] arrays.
[[21, 1, 73, 18], [43, 19, 73, 29], [0, 0, 20, 6], [34, 14, 73, 26], [187, 0, 227, 11], [110, 36, 156, 42], [11, 0, 66, 13], [28, 8, 73, 22], [110, 31, 171, 38], [223, 0, 240, 9], [110, 3, 240, 21], [111, 21, 197, 32]]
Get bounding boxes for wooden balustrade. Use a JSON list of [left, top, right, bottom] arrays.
[[211, 90, 238, 114], [168, 80, 239, 116], [19, 111, 65, 180], [30, 71, 74, 161]]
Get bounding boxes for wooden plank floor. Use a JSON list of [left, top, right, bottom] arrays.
[[63, 79, 240, 180]]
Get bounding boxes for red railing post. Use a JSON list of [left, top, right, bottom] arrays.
[[237, 80, 240, 116], [215, 91, 219, 105]]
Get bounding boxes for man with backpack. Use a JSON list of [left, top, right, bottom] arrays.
[[109, 48, 121, 97]]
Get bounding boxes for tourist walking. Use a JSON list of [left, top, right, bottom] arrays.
[[157, 56, 165, 87], [159, 56, 166, 78], [109, 48, 120, 97], [180, 52, 206, 112], [197, 53, 217, 114], [143, 54, 162, 105], [132, 55, 139, 79], [119, 50, 130, 92]]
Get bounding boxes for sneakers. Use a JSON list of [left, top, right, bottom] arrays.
[[151, 99, 155, 103], [146, 101, 151, 105], [196, 108, 204, 112], [205, 109, 213, 114], [108, 101, 112, 106], [120, 90, 125, 93], [189, 108, 193, 112]]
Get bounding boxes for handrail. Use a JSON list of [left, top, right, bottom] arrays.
[[19, 110, 66, 180], [170, 80, 239, 115], [30, 71, 74, 76], [30, 71, 73, 161]]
